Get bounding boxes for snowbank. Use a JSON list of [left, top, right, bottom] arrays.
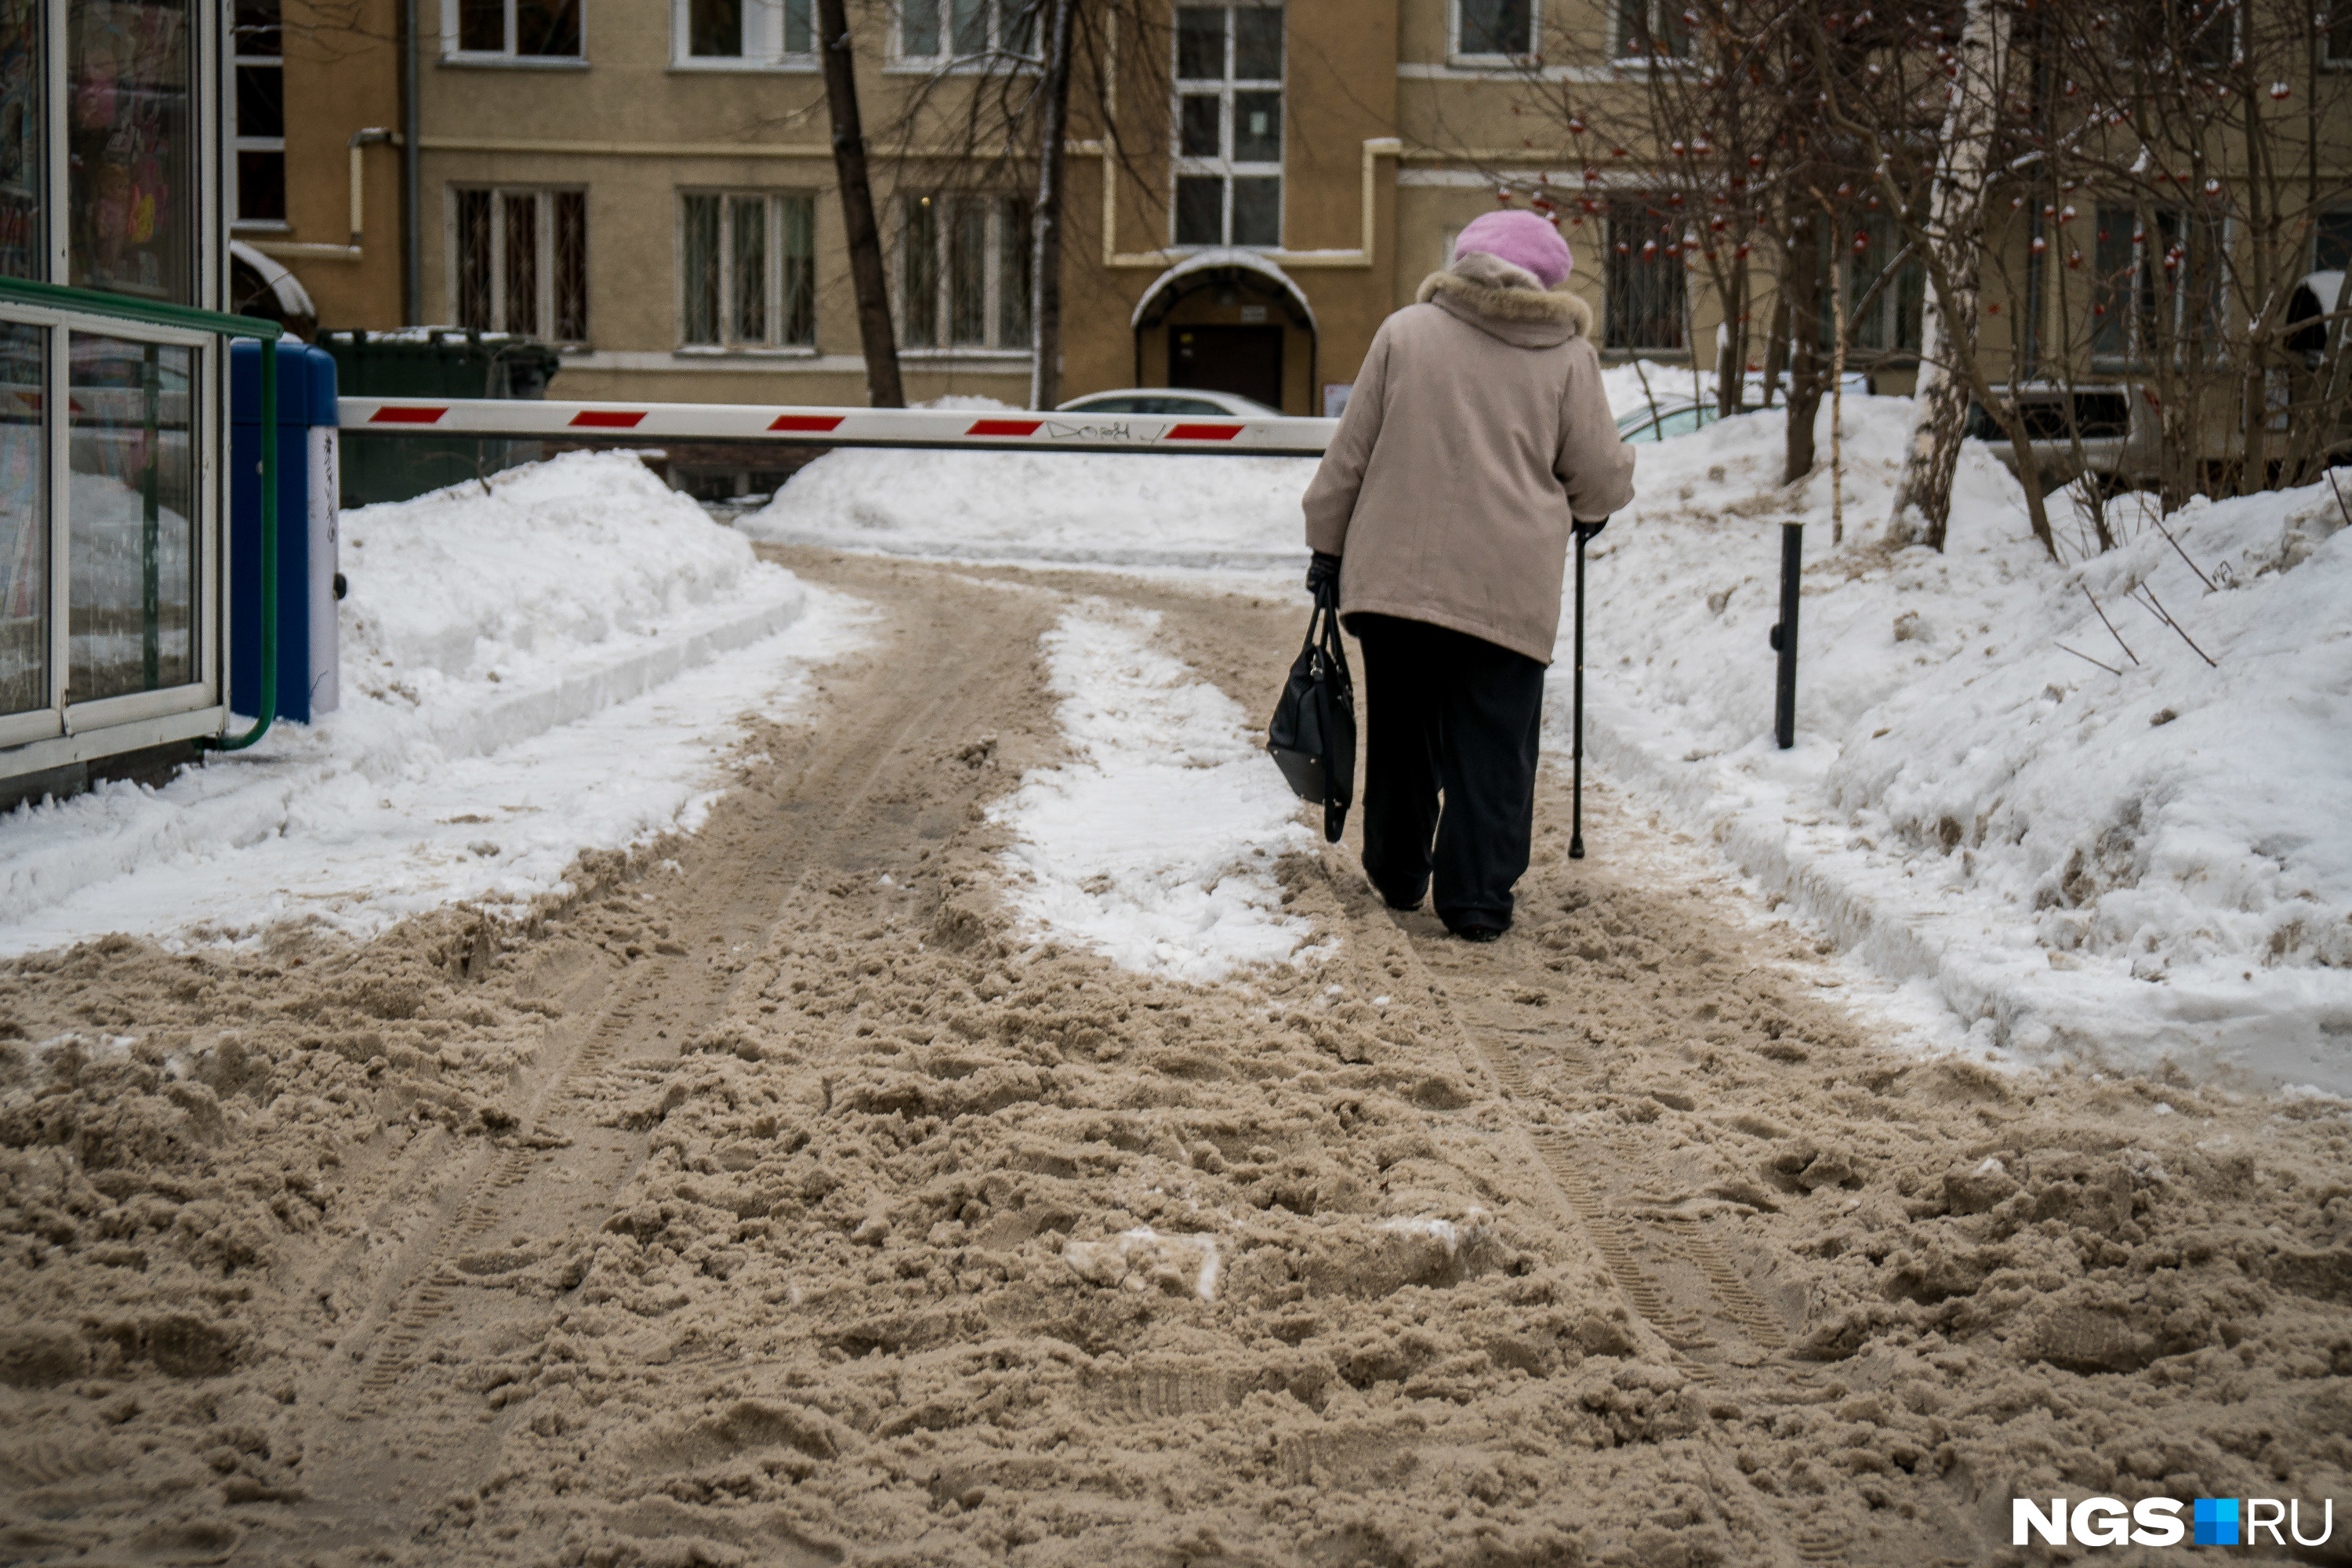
[[1571, 396, 2352, 1093], [0, 452, 860, 953], [993, 604, 1316, 981], [741, 448, 1316, 572]]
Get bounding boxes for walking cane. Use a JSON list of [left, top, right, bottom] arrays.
[[1568, 524, 1592, 860]]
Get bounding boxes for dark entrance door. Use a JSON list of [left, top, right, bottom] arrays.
[[1170, 325, 1283, 409]]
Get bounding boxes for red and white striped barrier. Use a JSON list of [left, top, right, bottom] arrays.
[[339, 397, 1338, 456]]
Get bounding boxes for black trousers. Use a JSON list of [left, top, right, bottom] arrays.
[[1350, 613, 1547, 933]]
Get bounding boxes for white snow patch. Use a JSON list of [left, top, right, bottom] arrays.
[[1377, 1214, 1485, 1253], [0, 452, 866, 953], [1063, 1227, 1221, 1301], [1566, 395, 2352, 1092], [992, 604, 1316, 981], [740, 448, 1316, 574]]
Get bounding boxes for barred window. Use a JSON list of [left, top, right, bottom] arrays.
[[1605, 199, 1686, 351], [899, 194, 1032, 350], [455, 187, 588, 341], [681, 192, 817, 348], [1614, 0, 1692, 60], [2090, 201, 2227, 365]]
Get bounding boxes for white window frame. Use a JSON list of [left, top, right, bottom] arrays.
[[449, 186, 590, 342], [677, 191, 818, 351], [2091, 201, 2234, 368], [229, 1, 287, 229], [673, 0, 818, 70], [1171, 2, 1283, 251], [895, 193, 1033, 356], [439, 0, 588, 64], [1612, 0, 1697, 64], [1450, 0, 1540, 64], [891, 0, 1042, 69]]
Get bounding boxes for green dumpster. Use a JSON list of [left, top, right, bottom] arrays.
[[320, 329, 563, 506]]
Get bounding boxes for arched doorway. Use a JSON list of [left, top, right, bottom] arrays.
[[1131, 249, 1317, 414]]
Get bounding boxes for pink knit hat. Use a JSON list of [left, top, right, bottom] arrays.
[[1453, 209, 1573, 289]]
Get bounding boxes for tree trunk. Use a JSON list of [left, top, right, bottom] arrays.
[[1891, 0, 2009, 549], [817, 0, 904, 408], [1760, 289, 1791, 409], [1028, 0, 1078, 412], [1715, 258, 1748, 418], [1783, 217, 1825, 485]]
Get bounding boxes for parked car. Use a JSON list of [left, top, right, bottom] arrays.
[[1055, 389, 1285, 418], [1965, 384, 2161, 492], [1614, 372, 1867, 442], [1616, 399, 1721, 443]]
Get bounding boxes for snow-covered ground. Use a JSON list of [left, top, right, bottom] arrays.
[[753, 386, 2350, 1095], [993, 603, 1316, 981], [1572, 397, 2352, 1095], [742, 449, 1312, 574], [0, 452, 861, 954]]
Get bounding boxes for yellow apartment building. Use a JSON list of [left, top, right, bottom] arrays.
[[231, 0, 407, 329], [255, 0, 2351, 433]]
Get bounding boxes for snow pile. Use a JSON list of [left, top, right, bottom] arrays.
[[0, 452, 859, 954], [1573, 396, 2352, 1092], [742, 449, 1316, 572], [993, 604, 1315, 981]]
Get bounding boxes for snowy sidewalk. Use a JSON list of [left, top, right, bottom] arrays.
[[1563, 400, 2352, 1095], [0, 453, 863, 955]]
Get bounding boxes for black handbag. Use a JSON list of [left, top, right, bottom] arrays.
[[1266, 579, 1356, 843]]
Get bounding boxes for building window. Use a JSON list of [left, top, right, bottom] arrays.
[[456, 187, 588, 340], [2090, 201, 2227, 364], [679, 0, 815, 65], [2315, 209, 2352, 271], [1455, 0, 1533, 57], [2114, 0, 2236, 70], [1614, 0, 1692, 59], [2328, 3, 2352, 65], [445, 0, 583, 60], [898, 0, 1037, 62], [899, 193, 1031, 350], [1173, 4, 1283, 249], [1605, 198, 1686, 350], [1845, 213, 1923, 354], [681, 192, 815, 348], [230, 0, 285, 225]]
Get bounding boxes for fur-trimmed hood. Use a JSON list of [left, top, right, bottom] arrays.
[[1415, 250, 1593, 348]]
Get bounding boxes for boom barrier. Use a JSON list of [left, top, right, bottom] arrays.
[[339, 398, 1339, 457]]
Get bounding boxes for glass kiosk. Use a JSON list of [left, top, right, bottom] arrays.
[[1, 0, 285, 800]]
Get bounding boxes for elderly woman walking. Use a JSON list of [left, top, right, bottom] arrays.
[[1301, 210, 1635, 942]]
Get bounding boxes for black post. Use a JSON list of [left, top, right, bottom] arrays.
[[1772, 521, 1802, 749], [1568, 532, 1588, 859]]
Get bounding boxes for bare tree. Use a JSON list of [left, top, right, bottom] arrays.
[[1886, 0, 2013, 546], [871, 1, 1174, 409], [1029, 0, 1078, 410], [816, 0, 906, 408]]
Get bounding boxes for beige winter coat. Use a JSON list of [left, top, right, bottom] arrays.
[[1301, 251, 1636, 665]]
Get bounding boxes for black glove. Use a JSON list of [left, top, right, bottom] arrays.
[[1574, 517, 1610, 545], [1305, 550, 1341, 601]]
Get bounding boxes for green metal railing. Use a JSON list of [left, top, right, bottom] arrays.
[[0, 278, 285, 753]]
